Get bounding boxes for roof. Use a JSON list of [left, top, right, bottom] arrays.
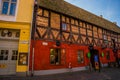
[[38, 0, 120, 33]]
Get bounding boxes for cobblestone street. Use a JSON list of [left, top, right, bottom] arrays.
[[0, 67, 120, 80]]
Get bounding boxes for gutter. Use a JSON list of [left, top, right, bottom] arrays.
[[27, 0, 35, 76], [31, 0, 38, 76]]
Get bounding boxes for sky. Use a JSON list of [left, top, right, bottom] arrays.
[[64, 0, 120, 27]]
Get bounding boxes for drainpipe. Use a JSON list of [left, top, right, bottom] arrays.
[[27, 0, 35, 76], [31, 0, 38, 76]]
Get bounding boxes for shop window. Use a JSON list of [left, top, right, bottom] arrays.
[[0, 50, 8, 60], [62, 23, 67, 31], [77, 50, 84, 63], [50, 49, 65, 65], [1, 0, 17, 16], [106, 51, 110, 60], [11, 50, 18, 60]]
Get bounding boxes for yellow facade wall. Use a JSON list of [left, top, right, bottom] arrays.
[[16, 0, 34, 22], [16, 0, 34, 73], [0, 21, 30, 72], [0, 21, 30, 29]]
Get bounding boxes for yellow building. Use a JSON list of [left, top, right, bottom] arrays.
[[0, 0, 34, 76]]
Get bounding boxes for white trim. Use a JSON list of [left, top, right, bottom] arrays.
[[15, 0, 19, 21], [0, 0, 19, 21], [34, 67, 87, 75]]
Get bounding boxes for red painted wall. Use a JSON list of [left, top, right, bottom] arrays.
[[29, 40, 116, 71]]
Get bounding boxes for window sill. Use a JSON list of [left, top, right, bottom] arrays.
[[0, 14, 15, 16]]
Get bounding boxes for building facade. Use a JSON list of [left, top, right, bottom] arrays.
[[0, 0, 34, 75], [30, 0, 120, 75]]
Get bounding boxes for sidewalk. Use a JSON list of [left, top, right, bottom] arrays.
[[0, 67, 120, 80]]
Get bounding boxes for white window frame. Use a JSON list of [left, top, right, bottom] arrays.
[[1, 0, 17, 16]]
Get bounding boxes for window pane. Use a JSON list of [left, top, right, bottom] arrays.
[[4, 50, 8, 60], [0, 50, 8, 60], [0, 50, 3, 60], [62, 23, 67, 31], [0, 56, 3, 60], [9, 3, 16, 15], [11, 50, 18, 60], [2, 2, 9, 15]]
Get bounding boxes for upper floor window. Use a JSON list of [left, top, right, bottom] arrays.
[[62, 23, 67, 31], [1, 0, 17, 16]]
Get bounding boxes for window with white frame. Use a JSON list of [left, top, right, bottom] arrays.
[[1, 0, 17, 16]]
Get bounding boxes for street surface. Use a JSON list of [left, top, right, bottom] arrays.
[[0, 67, 120, 80]]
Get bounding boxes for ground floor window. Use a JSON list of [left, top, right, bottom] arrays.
[[77, 50, 84, 63], [0, 50, 8, 60], [50, 48, 66, 65]]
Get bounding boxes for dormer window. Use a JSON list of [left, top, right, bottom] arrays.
[[1, 0, 17, 16], [62, 23, 67, 31]]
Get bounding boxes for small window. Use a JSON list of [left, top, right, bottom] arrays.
[[15, 32, 20, 37], [62, 23, 67, 31], [8, 32, 12, 37], [77, 50, 84, 63], [1, 30, 12, 37], [50, 49, 61, 65], [1, 30, 6, 37], [0, 50, 8, 60], [103, 35, 107, 40], [106, 51, 110, 60], [1, 0, 17, 16], [11, 50, 18, 60]]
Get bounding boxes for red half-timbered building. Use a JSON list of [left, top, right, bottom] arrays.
[[30, 0, 120, 75]]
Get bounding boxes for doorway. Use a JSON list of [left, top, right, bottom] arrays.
[[90, 49, 100, 70], [0, 40, 18, 75]]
